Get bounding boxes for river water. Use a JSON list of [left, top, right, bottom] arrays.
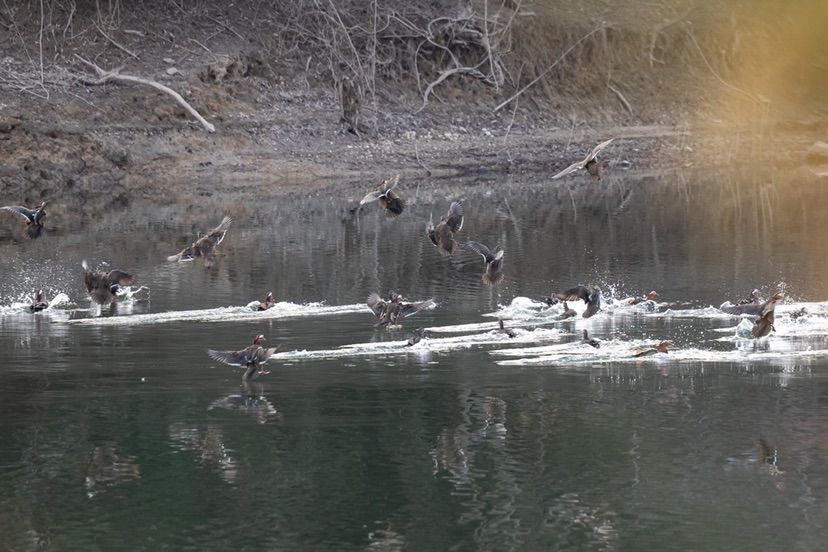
[[1, 166, 827, 550]]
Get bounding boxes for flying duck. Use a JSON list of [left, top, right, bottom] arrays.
[[551, 138, 614, 180], [207, 334, 279, 381], [367, 291, 435, 327], [258, 292, 275, 311], [427, 201, 464, 255], [82, 260, 136, 305], [553, 285, 602, 318], [721, 291, 778, 316], [464, 241, 504, 286], [752, 292, 784, 338], [629, 290, 660, 305], [1, 200, 48, 238], [167, 216, 232, 267], [360, 175, 404, 216]]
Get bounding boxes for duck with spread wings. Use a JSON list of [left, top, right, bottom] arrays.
[[464, 240, 505, 286], [360, 175, 404, 216], [551, 139, 614, 181], [82, 260, 136, 305], [207, 334, 279, 381], [167, 216, 232, 267], [553, 284, 602, 318], [1, 201, 48, 238], [367, 291, 435, 327], [427, 201, 464, 255]]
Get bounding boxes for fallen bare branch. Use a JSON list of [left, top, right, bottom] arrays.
[[94, 21, 139, 59], [608, 83, 633, 115], [416, 66, 487, 113], [74, 55, 216, 132], [493, 25, 604, 113]]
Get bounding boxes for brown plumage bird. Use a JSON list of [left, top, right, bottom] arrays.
[[560, 301, 578, 319], [739, 289, 763, 305], [30, 289, 49, 312], [752, 292, 784, 338], [551, 139, 614, 180], [82, 260, 136, 305], [360, 175, 404, 216], [633, 340, 673, 357], [258, 292, 275, 311], [629, 290, 660, 305], [427, 201, 464, 255], [498, 319, 517, 338], [367, 291, 435, 327], [465, 241, 504, 286], [1, 201, 48, 238], [167, 216, 232, 267], [581, 329, 600, 348], [554, 285, 602, 318], [207, 334, 279, 381]]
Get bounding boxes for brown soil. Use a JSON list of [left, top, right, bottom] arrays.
[[1, 1, 825, 227]]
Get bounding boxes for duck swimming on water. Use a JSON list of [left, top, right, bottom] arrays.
[[82, 260, 136, 305], [581, 329, 600, 348], [498, 319, 517, 338], [207, 334, 279, 381], [633, 340, 673, 357], [1, 201, 48, 238]]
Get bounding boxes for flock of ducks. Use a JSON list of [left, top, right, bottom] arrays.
[[1, 140, 795, 381]]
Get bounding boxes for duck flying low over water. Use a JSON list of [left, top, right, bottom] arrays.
[[359, 175, 404, 216], [498, 319, 517, 338], [30, 289, 49, 312], [258, 292, 275, 311], [553, 285, 602, 318], [721, 290, 776, 316], [465, 241, 504, 286], [629, 290, 659, 305], [207, 334, 279, 381], [82, 260, 136, 305], [1, 201, 48, 238], [427, 200, 464, 255], [752, 292, 784, 338], [551, 138, 614, 181], [405, 327, 427, 346], [167, 216, 232, 267], [581, 329, 600, 348], [367, 291, 436, 327], [633, 340, 673, 357]]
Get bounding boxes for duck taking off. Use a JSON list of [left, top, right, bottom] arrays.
[[498, 319, 517, 338], [367, 291, 435, 327], [167, 216, 232, 267], [405, 327, 427, 346], [258, 292, 275, 311], [752, 292, 784, 338], [553, 285, 602, 318], [633, 340, 673, 357], [82, 260, 136, 305], [581, 329, 600, 348], [721, 290, 774, 316], [360, 175, 404, 216], [207, 334, 279, 381], [1, 201, 48, 238], [427, 201, 464, 255], [551, 138, 614, 181], [30, 289, 49, 312], [464, 241, 504, 286]]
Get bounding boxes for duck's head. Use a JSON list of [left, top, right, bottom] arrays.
[[645, 290, 659, 301], [656, 340, 674, 353], [253, 334, 266, 345], [770, 291, 785, 303]]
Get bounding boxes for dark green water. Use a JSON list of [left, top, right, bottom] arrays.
[[2, 167, 828, 551]]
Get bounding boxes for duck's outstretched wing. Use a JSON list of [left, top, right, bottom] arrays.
[[426, 216, 438, 247], [207, 347, 253, 367], [584, 138, 614, 163], [445, 201, 464, 233], [204, 216, 232, 242], [1, 205, 36, 223], [360, 189, 385, 205], [366, 293, 387, 318], [465, 240, 494, 262], [551, 160, 585, 180], [554, 285, 591, 303], [106, 270, 136, 287], [551, 138, 614, 179], [397, 299, 436, 319]]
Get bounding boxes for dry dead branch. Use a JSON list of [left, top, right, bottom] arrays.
[[94, 21, 139, 59], [608, 83, 633, 115], [74, 55, 216, 132]]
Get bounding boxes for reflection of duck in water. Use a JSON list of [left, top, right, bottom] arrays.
[[465, 241, 504, 286], [367, 291, 435, 327], [82, 260, 136, 305], [167, 216, 232, 268], [257, 291, 275, 311], [498, 319, 517, 338], [752, 292, 784, 338], [427, 201, 464, 255], [581, 329, 600, 348], [633, 340, 673, 357], [1, 200, 48, 238], [405, 327, 427, 346], [360, 174, 404, 216], [207, 334, 279, 380], [30, 289, 49, 312], [553, 285, 602, 318]]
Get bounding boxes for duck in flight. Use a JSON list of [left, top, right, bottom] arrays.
[[1, 201, 48, 238], [82, 260, 136, 305], [257, 292, 275, 311], [30, 289, 49, 312], [167, 216, 232, 268], [551, 139, 614, 181], [359, 175, 404, 216], [367, 291, 435, 327], [464, 241, 504, 286], [752, 292, 784, 338], [427, 201, 464, 255], [207, 334, 279, 381], [553, 285, 602, 318]]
